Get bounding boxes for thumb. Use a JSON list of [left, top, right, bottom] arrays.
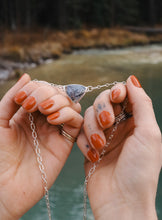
[[126, 75, 158, 128], [126, 75, 162, 177], [0, 73, 31, 128]]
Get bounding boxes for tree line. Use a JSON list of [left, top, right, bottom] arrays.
[[0, 0, 161, 30]]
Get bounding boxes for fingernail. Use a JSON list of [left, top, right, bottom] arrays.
[[130, 75, 142, 88], [22, 96, 36, 110], [99, 111, 112, 127], [91, 134, 104, 150], [48, 112, 60, 120], [39, 99, 54, 110], [112, 88, 121, 100], [14, 91, 27, 104], [87, 148, 99, 163]]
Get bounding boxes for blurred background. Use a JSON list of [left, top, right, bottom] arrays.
[[0, 0, 162, 220]]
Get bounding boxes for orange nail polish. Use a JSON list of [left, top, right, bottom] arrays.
[[99, 111, 112, 127], [39, 99, 54, 110], [87, 148, 99, 163], [14, 91, 27, 104], [48, 112, 60, 120], [91, 134, 104, 150], [112, 88, 121, 100], [22, 96, 36, 110], [130, 75, 142, 88]]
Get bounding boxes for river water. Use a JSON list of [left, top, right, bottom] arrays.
[[0, 45, 162, 220]]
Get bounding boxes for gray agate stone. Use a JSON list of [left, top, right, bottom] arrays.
[[65, 84, 87, 103]]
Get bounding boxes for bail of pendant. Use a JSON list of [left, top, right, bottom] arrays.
[[65, 84, 87, 103]]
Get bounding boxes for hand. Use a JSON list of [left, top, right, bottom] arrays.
[[0, 74, 83, 219], [77, 75, 162, 220]]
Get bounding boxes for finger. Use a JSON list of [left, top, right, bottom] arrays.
[[0, 73, 31, 128], [47, 107, 83, 129], [125, 101, 132, 114], [77, 128, 99, 163], [126, 75, 157, 128], [93, 90, 115, 129], [38, 94, 81, 115], [109, 83, 127, 117], [14, 81, 40, 105], [21, 85, 58, 112], [110, 83, 127, 103], [84, 106, 106, 151]]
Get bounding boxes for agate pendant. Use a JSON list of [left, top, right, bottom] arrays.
[[65, 84, 87, 103]]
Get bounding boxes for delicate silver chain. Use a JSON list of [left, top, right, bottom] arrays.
[[86, 81, 126, 92], [83, 99, 128, 220], [32, 79, 126, 94], [29, 113, 52, 220], [28, 80, 127, 220]]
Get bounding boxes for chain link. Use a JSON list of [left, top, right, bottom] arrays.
[[29, 113, 52, 220], [86, 81, 125, 92], [83, 98, 128, 220], [30, 79, 127, 220], [33, 79, 126, 95]]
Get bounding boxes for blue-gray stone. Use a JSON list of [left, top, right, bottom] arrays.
[[65, 84, 87, 103]]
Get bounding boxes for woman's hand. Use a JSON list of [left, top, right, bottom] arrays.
[[77, 75, 162, 220], [0, 74, 83, 219]]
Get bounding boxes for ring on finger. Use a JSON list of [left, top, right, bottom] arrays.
[[58, 124, 77, 143]]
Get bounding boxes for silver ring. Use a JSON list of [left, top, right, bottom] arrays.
[[57, 125, 77, 143]]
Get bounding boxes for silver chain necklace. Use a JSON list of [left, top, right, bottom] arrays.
[[83, 99, 128, 220], [28, 80, 127, 220]]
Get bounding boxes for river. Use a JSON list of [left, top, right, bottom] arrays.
[[0, 44, 162, 220]]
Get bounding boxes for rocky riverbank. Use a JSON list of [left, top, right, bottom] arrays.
[[0, 27, 162, 83]]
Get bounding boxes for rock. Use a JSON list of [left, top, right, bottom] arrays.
[[0, 68, 17, 84]]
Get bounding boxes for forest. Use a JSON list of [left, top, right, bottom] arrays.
[[0, 0, 162, 30]]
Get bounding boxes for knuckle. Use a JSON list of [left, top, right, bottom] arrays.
[[144, 94, 153, 106], [155, 127, 162, 142], [94, 89, 110, 103], [85, 106, 93, 116], [78, 114, 84, 125], [73, 103, 81, 113]]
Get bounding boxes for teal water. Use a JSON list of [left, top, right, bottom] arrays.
[[0, 45, 162, 219]]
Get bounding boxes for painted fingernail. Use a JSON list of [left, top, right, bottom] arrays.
[[14, 91, 27, 104], [48, 112, 60, 120], [130, 75, 142, 88], [99, 111, 112, 127], [87, 148, 99, 163], [39, 99, 54, 110], [91, 134, 104, 150], [112, 88, 121, 100], [22, 96, 36, 110]]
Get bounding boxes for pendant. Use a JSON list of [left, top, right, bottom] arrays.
[[65, 84, 87, 103]]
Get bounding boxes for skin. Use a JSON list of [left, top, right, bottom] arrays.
[[77, 76, 162, 219], [0, 74, 83, 219], [0, 74, 161, 219]]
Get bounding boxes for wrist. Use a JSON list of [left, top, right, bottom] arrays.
[[92, 198, 157, 220]]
